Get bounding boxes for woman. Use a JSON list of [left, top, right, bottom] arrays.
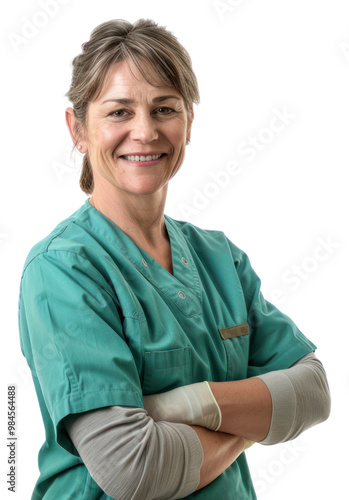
[[18, 18, 331, 499]]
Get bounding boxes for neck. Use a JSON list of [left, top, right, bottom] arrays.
[[89, 183, 169, 249]]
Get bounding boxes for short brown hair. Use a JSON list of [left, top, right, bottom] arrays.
[[65, 18, 200, 195]]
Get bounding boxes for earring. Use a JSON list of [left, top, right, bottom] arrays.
[[78, 145, 82, 150]]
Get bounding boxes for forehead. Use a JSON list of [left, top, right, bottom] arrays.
[[96, 59, 182, 102]]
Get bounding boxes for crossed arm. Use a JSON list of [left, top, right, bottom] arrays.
[[64, 352, 330, 498], [144, 352, 331, 445]]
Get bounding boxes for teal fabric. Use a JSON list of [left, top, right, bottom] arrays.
[[18, 198, 316, 499]]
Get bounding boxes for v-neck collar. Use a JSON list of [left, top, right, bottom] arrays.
[[82, 198, 202, 316]]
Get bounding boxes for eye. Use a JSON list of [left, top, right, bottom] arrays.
[[156, 107, 176, 115], [108, 109, 128, 118]]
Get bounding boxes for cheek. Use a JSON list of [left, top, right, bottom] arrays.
[[89, 123, 119, 149], [103, 126, 120, 145], [170, 123, 187, 150]]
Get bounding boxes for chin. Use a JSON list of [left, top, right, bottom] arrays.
[[120, 182, 166, 197]]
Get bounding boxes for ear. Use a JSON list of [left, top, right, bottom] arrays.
[[65, 107, 87, 153], [186, 106, 194, 143]]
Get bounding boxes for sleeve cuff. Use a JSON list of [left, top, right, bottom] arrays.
[[167, 422, 203, 498], [256, 371, 297, 445]]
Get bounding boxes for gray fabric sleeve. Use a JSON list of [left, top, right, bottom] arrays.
[[63, 405, 203, 500], [256, 352, 331, 445]]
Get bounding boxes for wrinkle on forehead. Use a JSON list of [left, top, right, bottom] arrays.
[[96, 59, 181, 104]]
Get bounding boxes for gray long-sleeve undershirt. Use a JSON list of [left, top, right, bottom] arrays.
[[63, 352, 330, 499], [256, 352, 331, 445], [64, 406, 203, 500]]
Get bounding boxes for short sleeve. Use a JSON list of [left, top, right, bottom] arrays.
[[19, 250, 144, 447], [227, 240, 316, 377]]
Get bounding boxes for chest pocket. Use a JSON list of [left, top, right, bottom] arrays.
[[142, 346, 192, 395], [219, 322, 250, 380]]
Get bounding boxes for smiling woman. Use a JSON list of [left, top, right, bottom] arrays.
[[66, 60, 192, 203], [18, 17, 330, 500], [65, 18, 199, 197]]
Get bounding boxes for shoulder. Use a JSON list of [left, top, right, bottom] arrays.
[[21, 201, 97, 276]]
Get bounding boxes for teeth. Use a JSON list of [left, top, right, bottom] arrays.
[[123, 154, 162, 161]]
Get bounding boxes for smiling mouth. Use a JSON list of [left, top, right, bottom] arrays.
[[121, 153, 166, 162]]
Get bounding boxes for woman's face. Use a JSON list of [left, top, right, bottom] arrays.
[[79, 60, 193, 197]]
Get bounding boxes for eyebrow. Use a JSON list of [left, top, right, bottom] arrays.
[[102, 95, 181, 105]]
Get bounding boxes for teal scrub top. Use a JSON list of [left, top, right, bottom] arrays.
[[18, 198, 316, 499]]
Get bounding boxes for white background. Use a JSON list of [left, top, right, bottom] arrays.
[[1, 0, 348, 498]]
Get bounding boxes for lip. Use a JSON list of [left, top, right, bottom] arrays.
[[119, 152, 166, 167], [119, 151, 166, 156]]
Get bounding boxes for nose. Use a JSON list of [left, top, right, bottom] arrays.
[[129, 111, 159, 144]]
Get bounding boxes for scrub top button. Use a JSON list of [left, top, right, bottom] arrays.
[[181, 257, 188, 265], [142, 259, 148, 267], [178, 291, 186, 299]]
